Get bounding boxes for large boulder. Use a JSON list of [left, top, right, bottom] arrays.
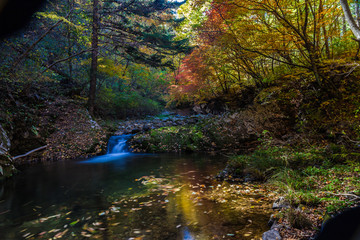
[[0, 124, 16, 178]]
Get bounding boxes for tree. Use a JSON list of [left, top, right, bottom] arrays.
[[171, 0, 350, 106], [88, 0, 100, 116], [87, 0, 190, 115], [340, 0, 360, 40]]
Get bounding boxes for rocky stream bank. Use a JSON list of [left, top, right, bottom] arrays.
[[114, 112, 206, 135], [1, 103, 359, 240]]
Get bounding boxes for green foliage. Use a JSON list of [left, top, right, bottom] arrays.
[[227, 136, 327, 180], [224, 138, 360, 212], [93, 61, 172, 118], [131, 125, 206, 152], [272, 163, 360, 212], [228, 146, 289, 180], [96, 88, 162, 118]]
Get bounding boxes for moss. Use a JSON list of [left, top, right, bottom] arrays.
[[130, 125, 208, 153]]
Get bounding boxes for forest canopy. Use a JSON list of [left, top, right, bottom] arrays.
[[168, 0, 360, 107], [0, 0, 190, 118], [1, 0, 360, 120]]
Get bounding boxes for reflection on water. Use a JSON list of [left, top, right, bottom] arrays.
[[0, 152, 271, 239], [80, 153, 131, 164], [183, 227, 195, 240]]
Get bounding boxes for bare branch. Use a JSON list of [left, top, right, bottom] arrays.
[[41, 49, 91, 74]]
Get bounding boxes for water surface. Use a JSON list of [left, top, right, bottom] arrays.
[[0, 136, 271, 239]]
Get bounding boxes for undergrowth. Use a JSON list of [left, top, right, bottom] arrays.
[[227, 134, 360, 213], [130, 125, 208, 152]]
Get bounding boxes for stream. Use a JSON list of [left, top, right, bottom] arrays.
[[0, 135, 271, 239]]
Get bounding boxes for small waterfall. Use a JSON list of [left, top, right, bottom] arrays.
[[80, 134, 133, 163], [107, 135, 133, 154]]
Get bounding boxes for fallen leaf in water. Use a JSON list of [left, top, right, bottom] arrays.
[[83, 223, 89, 230], [69, 219, 79, 226], [110, 206, 120, 213], [39, 214, 61, 223], [54, 229, 68, 239], [81, 231, 92, 237], [83, 223, 97, 233], [22, 233, 31, 238], [24, 233, 35, 239]]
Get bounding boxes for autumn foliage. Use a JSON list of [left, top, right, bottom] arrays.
[[170, 0, 357, 106]]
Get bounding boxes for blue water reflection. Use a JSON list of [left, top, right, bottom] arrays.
[[80, 153, 131, 163]]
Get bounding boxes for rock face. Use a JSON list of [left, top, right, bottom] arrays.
[[40, 99, 107, 161], [114, 114, 205, 136], [0, 124, 16, 178]]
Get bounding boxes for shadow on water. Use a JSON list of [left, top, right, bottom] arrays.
[[0, 135, 272, 239]]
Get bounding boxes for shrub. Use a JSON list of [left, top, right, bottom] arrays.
[[286, 208, 313, 229], [131, 125, 208, 152], [228, 146, 289, 180], [96, 88, 162, 118]]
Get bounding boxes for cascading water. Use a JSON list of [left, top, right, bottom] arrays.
[[107, 134, 133, 154], [81, 134, 133, 163]]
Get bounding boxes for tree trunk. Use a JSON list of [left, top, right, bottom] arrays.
[[342, 15, 347, 37], [356, 0, 360, 27], [88, 0, 100, 116], [320, 0, 330, 58], [340, 0, 360, 40], [67, 0, 74, 78]]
